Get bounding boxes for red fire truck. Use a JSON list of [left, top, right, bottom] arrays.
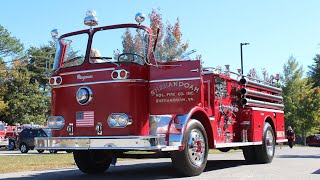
[[0, 122, 7, 148], [35, 11, 286, 176], [0, 122, 22, 150]]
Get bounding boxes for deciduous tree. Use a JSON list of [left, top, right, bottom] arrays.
[[281, 56, 320, 143]]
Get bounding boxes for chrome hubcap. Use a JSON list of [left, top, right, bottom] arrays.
[[265, 130, 274, 156], [21, 145, 26, 152], [187, 129, 205, 166]]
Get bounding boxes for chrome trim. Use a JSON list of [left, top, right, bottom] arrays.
[[242, 98, 284, 109], [168, 113, 191, 147], [240, 77, 282, 94], [204, 80, 211, 108], [107, 113, 132, 128], [149, 115, 172, 135], [266, 128, 275, 156], [76, 86, 93, 105], [251, 107, 284, 113], [215, 141, 263, 148], [190, 68, 199, 72], [149, 77, 201, 83], [53, 79, 148, 88], [59, 68, 115, 76], [188, 129, 206, 166], [48, 116, 65, 130], [35, 135, 167, 150], [276, 139, 288, 143]]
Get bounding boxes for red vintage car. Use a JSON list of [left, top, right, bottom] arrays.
[[306, 134, 320, 147]]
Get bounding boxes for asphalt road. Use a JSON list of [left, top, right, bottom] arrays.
[[0, 146, 319, 180]]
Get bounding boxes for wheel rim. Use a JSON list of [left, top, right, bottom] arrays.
[[265, 130, 274, 156], [187, 129, 206, 166], [21, 144, 26, 152]]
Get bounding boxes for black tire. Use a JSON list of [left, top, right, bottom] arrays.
[[20, 143, 29, 153], [49, 150, 58, 154], [171, 119, 208, 176], [242, 122, 275, 164], [242, 146, 256, 164], [218, 148, 231, 152], [255, 122, 275, 163], [73, 150, 112, 174], [37, 150, 45, 153]]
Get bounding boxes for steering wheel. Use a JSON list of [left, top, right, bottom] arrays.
[[117, 53, 145, 63]]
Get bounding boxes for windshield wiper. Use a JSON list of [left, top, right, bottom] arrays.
[[90, 56, 112, 60]]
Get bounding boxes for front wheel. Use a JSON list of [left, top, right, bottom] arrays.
[[19, 143, 29, 153], [171, 119, 208, 176], [74, 150, 112, 174]]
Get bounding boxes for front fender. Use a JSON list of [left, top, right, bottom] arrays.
[[168, 107, 210, 150]]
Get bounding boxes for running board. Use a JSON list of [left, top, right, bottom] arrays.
[[215, 142, 262, 148], [276, 139, 288, 143]]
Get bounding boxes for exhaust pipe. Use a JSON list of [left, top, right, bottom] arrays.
[[241, 98, 284, 110], [240, 78, 282, 94], [240, 88, 283, 102]]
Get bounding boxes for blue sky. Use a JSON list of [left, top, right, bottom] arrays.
[[1, 0, 319, 76]]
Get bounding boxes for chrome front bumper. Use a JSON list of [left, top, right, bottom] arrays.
[[35, 135, 178, 151], [0, 139, 8, 147]]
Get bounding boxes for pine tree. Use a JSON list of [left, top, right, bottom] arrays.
[[308, 54, 320, 87]]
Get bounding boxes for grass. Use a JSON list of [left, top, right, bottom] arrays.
[[0, 154, 76, 173]]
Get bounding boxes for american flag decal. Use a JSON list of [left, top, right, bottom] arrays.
[[76, 111, 94, 127]]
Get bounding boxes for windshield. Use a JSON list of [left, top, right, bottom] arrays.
[[53, 33, 89, 70], [90, 27, 148, 65], [154, 30, 195, 62], [0, 124, 4, 130]]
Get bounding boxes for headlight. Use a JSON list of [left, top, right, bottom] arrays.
[[76, 86, 93, 105], [48, 116, 65, 130], [107, 113, 132, 128]]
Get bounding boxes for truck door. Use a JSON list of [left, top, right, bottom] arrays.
[[149, 60, 202, 115]]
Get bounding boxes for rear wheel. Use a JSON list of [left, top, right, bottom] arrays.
[[74, 150, 112, 174], [242, 122, 275, 164], [171, 119, 208, 176], [20, 143, 29, 153], [255, 122, 275, 163]]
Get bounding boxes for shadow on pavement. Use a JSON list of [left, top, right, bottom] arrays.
[[276, 155, 320, 159], [312, 169, 320, 174], [2, 160, 247, 180]]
